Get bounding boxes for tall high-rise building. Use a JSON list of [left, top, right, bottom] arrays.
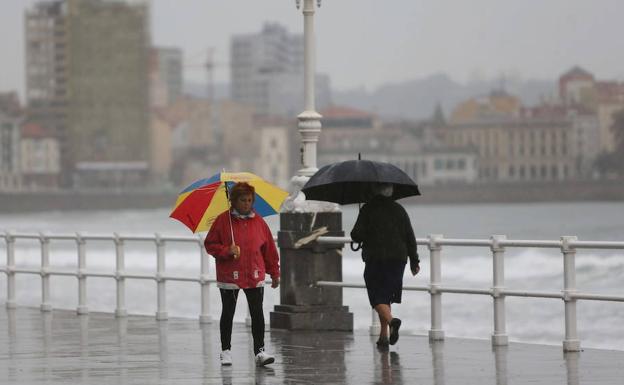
[[24, 1, 68, 184], [0, 93, 23, 191], [230, 23, 331, 117], [25, 0, 150, 188], [150, 47, 183, 108], [67, 0, 150, 188]]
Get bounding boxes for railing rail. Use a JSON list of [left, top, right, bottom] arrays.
[[315, 234, 624, 352], [2, 231, 624, 352]]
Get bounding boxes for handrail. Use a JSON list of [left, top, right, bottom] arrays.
[[2, 231, 624, 352], [316, 234, 624, 352]]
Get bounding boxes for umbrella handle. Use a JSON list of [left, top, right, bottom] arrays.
[[350, 242, 362, 252]]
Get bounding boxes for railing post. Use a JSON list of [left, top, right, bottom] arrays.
[[39, 232, 52, 312], [490, 235, 508, 346], [428, 234, 444, 341], [561, 236, 580, 352], [369, 308, 381, 336], [155, 233, 168, 321], [5, 231, 16, 309], [199, 236, 212, 324], [76, 232, 88, 315], [114, 233, 127, 317]]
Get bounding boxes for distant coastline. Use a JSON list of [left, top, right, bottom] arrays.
[[413, 179, 624, 205], [0, 179, 623, 213]]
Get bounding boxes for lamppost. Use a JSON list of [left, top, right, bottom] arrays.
[[296, 0, 322, 176], [286, 0, 331, 211], [270, 0, 351, 332]]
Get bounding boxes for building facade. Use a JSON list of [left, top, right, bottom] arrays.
[[150, 47, 183, 108], [230, 23, 331, 117], [558, 67, 624, 155], [317, 106, 478, 186], [67, 0, 150, 188], [25, 0, 151, 189], [255, 126, 291, 189], [0, 111, 22, 192], [437, 119, 584, 182], [24, 0, 68, 185], [20, 123, 61, 190]]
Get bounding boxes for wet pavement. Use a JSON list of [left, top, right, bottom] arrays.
[[1, 307, 623, 384]]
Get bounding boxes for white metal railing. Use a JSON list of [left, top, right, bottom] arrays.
[[316, 234, 624, 352], [0, 231, 217, 322], [2, 231, 624, 352]]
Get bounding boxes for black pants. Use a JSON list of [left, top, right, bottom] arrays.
[[219, 287, 265, 355]]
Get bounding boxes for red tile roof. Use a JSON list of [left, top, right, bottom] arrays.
[[21, 122, 48, 138], [320, 105, 374, 119]]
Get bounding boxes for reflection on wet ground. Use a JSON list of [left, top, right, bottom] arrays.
[[1, 307, 623, 384]]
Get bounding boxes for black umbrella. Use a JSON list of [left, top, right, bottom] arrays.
[[301, 159, 421, 205]]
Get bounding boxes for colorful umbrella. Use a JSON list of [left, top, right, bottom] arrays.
[[170, 172, 289, 233]]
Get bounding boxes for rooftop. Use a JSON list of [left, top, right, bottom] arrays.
[[2, 307, 623, 384]]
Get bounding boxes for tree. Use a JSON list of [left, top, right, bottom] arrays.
[[611, 108, 624, 156], [607, 108, 624, 177], [593, 151, 619, 178]]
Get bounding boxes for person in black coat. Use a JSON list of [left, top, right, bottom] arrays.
[[351, 183, 420, 348]]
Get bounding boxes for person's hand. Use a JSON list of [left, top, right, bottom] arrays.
[[411, 264, 420, 276], [229, 243, 240, 259], [271, 276, 280, 288]]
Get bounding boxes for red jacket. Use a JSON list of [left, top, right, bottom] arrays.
[[204, 210, 280, 289]]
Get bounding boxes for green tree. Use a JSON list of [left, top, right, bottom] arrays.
[[611, 108, 624, 156], [598, 108, 624, 177]]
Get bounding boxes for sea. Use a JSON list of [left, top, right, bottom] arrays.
[[1, 201, 623, 351]]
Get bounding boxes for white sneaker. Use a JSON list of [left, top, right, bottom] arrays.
[[220, 349, 232, 366], [255, 348, 275, 366]]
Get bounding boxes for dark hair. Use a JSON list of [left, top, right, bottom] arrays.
[[229, 182, 255, 203]]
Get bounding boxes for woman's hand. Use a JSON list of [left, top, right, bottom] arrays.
[[271, 276, 280, 288], [411, 264, 420, 276], [229, 243, 240, 259]]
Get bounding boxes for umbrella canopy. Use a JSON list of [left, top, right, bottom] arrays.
[[170, 172, 288, 233], [301, 159, 420, 205]]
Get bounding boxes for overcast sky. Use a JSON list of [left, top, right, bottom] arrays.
[[2, 0, 624, 100]]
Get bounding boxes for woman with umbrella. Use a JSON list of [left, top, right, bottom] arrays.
[[204, 182, 280, 367], [350, 182, 420, 349]]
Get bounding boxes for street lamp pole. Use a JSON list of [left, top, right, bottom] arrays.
[[271, 2, 350, 332], [296, 0, 322, 177], [285, 0, 328, 212]]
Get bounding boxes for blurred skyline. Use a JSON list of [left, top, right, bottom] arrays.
[[2, 0, 624, 100]]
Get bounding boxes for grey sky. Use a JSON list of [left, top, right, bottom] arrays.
[[2, 0, 624, 100]]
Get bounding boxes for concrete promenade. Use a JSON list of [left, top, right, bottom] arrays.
[[1, 307, 623, 384]]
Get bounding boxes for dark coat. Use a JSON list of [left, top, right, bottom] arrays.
[[350, 195, 419, 271]]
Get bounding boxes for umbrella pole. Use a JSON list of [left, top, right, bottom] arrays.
[[224, 183, 235, 244]]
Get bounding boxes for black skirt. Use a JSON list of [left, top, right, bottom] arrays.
[[363, 259, 406, 307]]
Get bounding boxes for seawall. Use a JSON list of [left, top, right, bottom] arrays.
[[0, 179, 623, 213], [414, 179, 624, 204]]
